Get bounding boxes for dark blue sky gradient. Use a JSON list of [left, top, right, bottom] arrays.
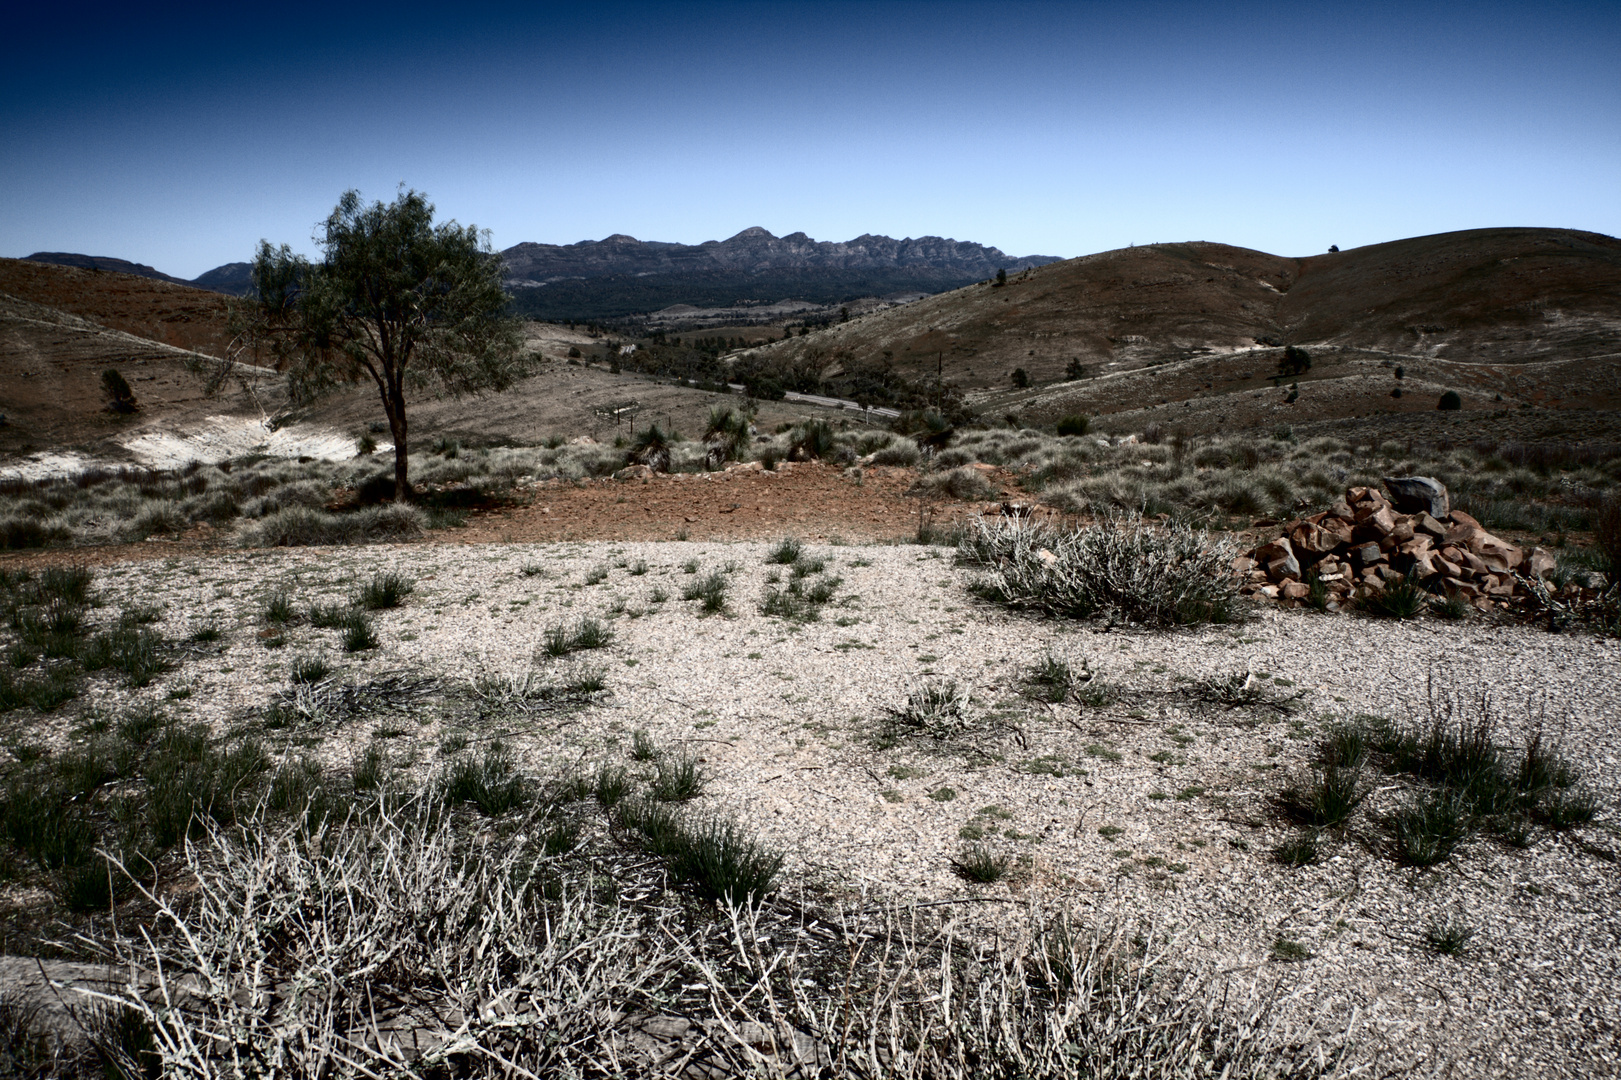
[[3, 1, 1617, 277]]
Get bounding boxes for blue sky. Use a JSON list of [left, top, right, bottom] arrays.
[[3, 1, 1617, 278]]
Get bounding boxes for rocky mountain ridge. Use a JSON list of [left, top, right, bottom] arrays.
[[500, 227, 1058, 285]]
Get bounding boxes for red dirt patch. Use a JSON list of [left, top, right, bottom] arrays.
[[448, 462, 1003, 544]]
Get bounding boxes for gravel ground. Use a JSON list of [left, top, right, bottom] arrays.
[[24, 539, 1621, 1078]]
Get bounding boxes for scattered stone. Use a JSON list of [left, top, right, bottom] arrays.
[[1242, 484, 1586, 617]]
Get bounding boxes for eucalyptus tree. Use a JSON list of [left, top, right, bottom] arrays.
[[248, 189, 522, 500]]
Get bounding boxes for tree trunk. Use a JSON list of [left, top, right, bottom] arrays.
[[386, 393, 411, 502]]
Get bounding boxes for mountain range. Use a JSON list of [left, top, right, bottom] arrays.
[[24, 227, 1060, 321]]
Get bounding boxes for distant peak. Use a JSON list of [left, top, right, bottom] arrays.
[[727, 227, 776, 241], [601, 233, 639, 243]]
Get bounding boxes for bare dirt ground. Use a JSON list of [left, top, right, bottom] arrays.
[[449, 463, 1002, 544], [3, 539, 1616, 1077]]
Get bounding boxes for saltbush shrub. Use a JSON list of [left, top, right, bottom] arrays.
[[963, 513, 1238, 626]]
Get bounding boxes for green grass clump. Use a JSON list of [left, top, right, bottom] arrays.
[[79, 626, 168, 687], [541, 617, 615, 657], [263, 591, 296, 625], [308, 603, 350, 628], [952, 844, 1012, 884], [340, 612, 378, 652], [0, 665, 83, 713], [1361, 574, 1427, 619], [682, 570, 730, 615], [765, 537, 803, 565], [650, 752, 707, 802], [1273, 831, 1321, 867], [592, 765, 632, 809], [1024, 653, 1089, 704], [630, 729, 660, 762], [355, 571, 414, 610], [618, 799, 782, 907], [1279, 747, 1366, 830], [441, 745, 529, 816], [289, 654, 332, 685], [1423, 916, 1475, 957], [1391, 789, 1471, 866]]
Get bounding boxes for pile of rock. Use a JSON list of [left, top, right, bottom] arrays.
[[1234, 476, 1556, 611]]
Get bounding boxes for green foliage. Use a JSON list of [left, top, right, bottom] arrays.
[[1438, 390, 1463, 411], [355, 571, 414, 610], [650, 752, 707, 802], [790, 420, 836, 460], [1274, 832, 1320, 867], [290, 654, 332, 685], [953, 844, 1013, 883], [1055, 415, 1090, 437], [766, 537, 803, 565], [1424, 916, 1475, 956], [441, 744, 530, 816], [630, 729, 660, 762], [245, 188, 523, 500], [619, 799, 782, 907], [101, 368, 138, 412], [1011, 367, 1030, 389], [1392, 789, 1471, 866], [1278, 346, 1311, 378], [263, 591, 296, 625], [540, 617, 614, 657], [1361, 574, 1427, 619], [340, 612, 378, 652], [681, 570, 729, 614], [886, 679, 970, 739]]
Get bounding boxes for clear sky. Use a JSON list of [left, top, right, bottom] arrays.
[[3, 1, 1617, 278]]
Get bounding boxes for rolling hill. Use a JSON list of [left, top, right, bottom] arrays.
[[738, 227, 1621, 432]]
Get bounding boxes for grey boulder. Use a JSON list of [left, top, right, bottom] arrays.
[[1381, 476, 1450, 519]]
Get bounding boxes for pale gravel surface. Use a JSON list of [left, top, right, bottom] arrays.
[[45, 540, 1621, 1078]]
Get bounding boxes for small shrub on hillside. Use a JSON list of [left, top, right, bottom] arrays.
[[869, 441, 921, 467], [1056, 415, 1090, 437], [916, 467, 996, 503], [1597, 494, 1621, 586], [964, 513, 1238, 627], [241, 503, 423, 546], [1438, 390, 1463, 411]]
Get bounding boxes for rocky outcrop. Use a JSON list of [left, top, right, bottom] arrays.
[[1237, 481, 1566, 612]]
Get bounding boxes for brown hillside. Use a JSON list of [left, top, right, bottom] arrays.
[[0, 257, 233, 357], [743, 228, 1621, 425]]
